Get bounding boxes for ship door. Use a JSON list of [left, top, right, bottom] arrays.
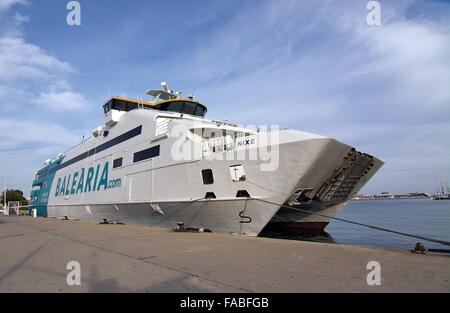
[[125, 160, 153, 202]]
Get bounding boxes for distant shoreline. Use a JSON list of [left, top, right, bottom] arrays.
[[353, 196, 431, 200]]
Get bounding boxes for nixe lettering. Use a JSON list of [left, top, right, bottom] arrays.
[[55, 162, 121, 197]]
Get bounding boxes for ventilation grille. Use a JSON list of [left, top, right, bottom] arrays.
[[155, 118, 169, 137]]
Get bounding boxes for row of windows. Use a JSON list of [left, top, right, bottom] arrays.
[[49, 126, 142, 174], [103, 99, 207, 117], [103, 99, 143, 114], [112, 145, 160, 169], [49, 144, 158, 175], [133, 145, 160, 163], [154, 101, 206, 117]]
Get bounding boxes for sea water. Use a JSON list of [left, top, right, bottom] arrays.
[[261, 199, 450, 251]]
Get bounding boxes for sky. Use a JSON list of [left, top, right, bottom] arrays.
[[0, 0, 449, 195]]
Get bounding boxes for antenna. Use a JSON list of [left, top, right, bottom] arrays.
[[436, 171, 445, 195], [434, 169, 440, 195], [3, 178, 6, 209], [161, 82, 169, 92]]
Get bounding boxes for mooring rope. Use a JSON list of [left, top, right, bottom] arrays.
[[164, 197, 206, 210], [150, 197, 207, 227], [251, 197, 450, 247]]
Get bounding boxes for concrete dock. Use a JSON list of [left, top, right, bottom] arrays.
[[0, 215, 448, 292]]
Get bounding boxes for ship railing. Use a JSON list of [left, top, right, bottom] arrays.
[[210, 119, 240, 128], [62, 136, 95, 156]]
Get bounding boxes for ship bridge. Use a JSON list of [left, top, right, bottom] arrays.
[[102, 97, 207, 118], [102, 82, 207, 121]]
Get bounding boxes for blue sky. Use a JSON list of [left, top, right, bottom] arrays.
[[0, 0, 449, 195]]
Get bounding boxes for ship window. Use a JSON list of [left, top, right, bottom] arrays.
[[133, 145, 160, 163], [112, 99, 127, 111], [126, 102, 138, 111], [201, 169, 214, 185], [194, 105, 206, 117], [103, 100, 113, 114], [183, 102, 196, 115], [155, 101, 206, 117], [105, 99, 145, 112], [230, 165, 246, 182], [167, 101, 183, 113], [113, 157, 123, 168]]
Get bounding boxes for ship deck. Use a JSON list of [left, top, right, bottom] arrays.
[[0, 215, 448, 292]]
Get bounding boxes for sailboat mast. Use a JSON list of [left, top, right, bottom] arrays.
[[436, 171, 444, 195]]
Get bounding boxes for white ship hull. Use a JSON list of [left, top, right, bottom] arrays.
[[48, 198, 281, 236], [45, 132, 382, 235]]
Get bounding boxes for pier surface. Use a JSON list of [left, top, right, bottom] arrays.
[[0, 215, 448, 292]]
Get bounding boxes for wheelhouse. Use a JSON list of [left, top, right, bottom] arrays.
[[103, 97, 207, 118]]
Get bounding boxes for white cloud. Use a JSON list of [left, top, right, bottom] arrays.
[[0, 37, 73, 81], [0, 19, 89, 112], [347, 21, 450, 110], [33, 90, 90, 110], [0, 0, 28, 13], [13, 11, 29, 23]]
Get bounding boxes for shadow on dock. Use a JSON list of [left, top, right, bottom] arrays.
[[259, 229, 337, 244]]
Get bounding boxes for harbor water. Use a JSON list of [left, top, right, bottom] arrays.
[[261, 199, 450, 251]]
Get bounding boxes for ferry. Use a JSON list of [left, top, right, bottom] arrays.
[[29, 83, 384, 235]]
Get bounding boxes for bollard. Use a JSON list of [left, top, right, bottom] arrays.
[[414, 242, 427, 254], [31, 209, 37, 218]]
